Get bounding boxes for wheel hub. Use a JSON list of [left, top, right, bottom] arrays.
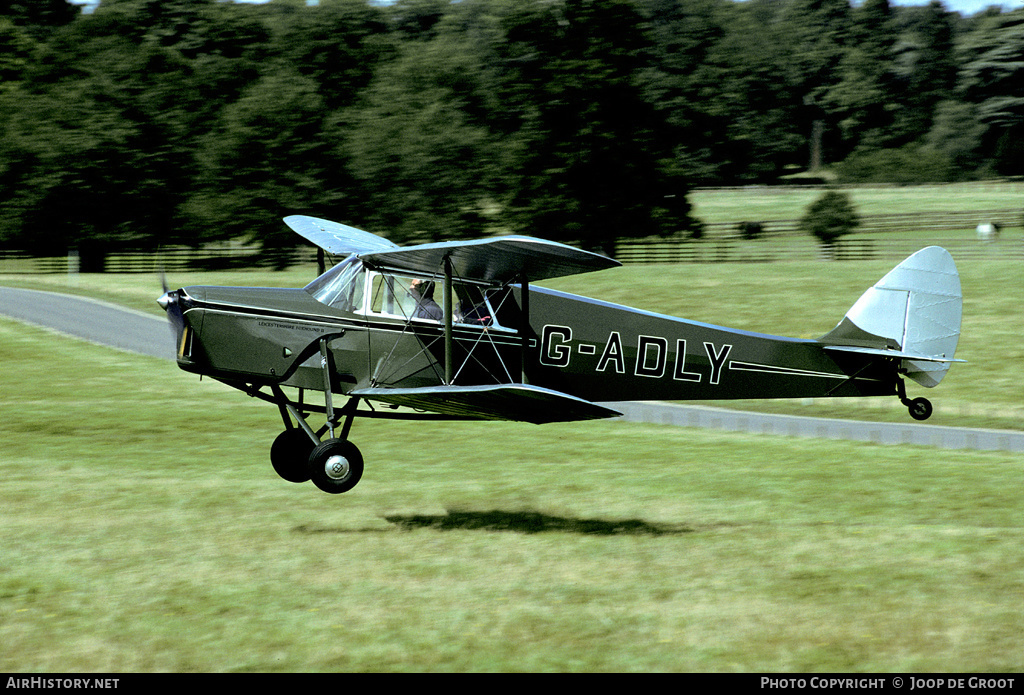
[[324, 454, 351, 481]]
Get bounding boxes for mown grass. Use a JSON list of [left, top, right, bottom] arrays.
[[1, 317, 1023, 672], [691, 181, 1024, 224]]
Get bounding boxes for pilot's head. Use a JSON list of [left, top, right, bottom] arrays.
[[411, 279, 435, 300]]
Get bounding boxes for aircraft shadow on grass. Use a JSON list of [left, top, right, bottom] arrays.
[[295, 510, 695, 536]]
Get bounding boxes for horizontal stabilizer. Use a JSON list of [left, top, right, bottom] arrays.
[[359, 236, 620, 285], [352, 384, 622, 424], [823, 345, 966, 363]]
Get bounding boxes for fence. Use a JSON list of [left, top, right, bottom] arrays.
[[615, 207, 1022, 264], [0, 245, 321, 274], [1, 209, 1020, 273], [695, 207, 1020, 237], [616, 237, 1023, 264]]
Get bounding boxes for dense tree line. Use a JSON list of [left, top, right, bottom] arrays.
[[1, 0, 1021, 267]]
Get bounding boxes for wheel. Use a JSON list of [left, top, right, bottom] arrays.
[[308, 439, 364, 494], [271, 428, 316, 483], [908, 397, 933, 421]]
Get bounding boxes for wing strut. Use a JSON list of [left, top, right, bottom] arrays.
[[520, 274, 530, 384], [443, 255, 454, 385]]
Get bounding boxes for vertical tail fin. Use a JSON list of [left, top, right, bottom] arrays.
[[820, 247, 963, 387]]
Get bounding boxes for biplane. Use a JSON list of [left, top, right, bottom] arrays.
[[158, 216, 964, 494]]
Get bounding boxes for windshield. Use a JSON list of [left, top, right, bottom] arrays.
[[304, 255, 365, 312]]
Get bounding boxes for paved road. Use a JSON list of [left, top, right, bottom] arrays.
[[0, 286, 176, 360], [3, 286, 1021, 452]]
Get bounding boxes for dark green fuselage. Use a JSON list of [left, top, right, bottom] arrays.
[[171, 280, 895, 408]]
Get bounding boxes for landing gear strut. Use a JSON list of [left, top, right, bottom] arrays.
[[897, 378, 933, 421]]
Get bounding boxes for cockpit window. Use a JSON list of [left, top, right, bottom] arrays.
[[368, 273, 429, 320], [306, 258, 507, 330], [304, 255, 365, 312], [365, 271, 498, 327]]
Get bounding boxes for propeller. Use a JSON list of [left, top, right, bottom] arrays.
[[157, 272, 186, 344]]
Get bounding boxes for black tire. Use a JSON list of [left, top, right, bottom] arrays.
[[908, 397, 933, 421], [271, 429, 316, 483], [308, 439, 364, 494]]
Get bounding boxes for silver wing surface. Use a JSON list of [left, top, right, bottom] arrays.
[[287, 216, 619, 284], [284, 215, 400, 255], [359, 236, 620, 284]]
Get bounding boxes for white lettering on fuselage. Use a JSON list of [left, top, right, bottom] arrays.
[[596, 331, 625, 374], [704, 341, 732, 385], [540, 325, 573, 368], [540, 324, 733, 385]]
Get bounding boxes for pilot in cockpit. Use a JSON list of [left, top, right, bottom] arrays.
[[409, 279, 443, 321]]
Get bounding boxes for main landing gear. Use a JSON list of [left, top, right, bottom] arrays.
[[307, 438, 363, 494], [266, 338, 366, 494], [269, 402, 365, 494], [272, 430, 364, 493], [897, 378, 933, 421]]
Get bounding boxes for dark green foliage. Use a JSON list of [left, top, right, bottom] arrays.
[[799, 191, 860, 248], [496, 0, 695, 254], [0, 0, 78, 39], [1, 0, 1021, 267], [834, 145, 958, 183]]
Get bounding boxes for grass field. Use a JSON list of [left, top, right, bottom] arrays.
[[690, 181, 1024, 224], [1, 317, 1022, 672], [2, 249, 1023, 671]]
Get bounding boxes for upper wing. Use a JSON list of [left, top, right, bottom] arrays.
[[287, 215, 620, 284], [359, 236, 620, 284], [351, 384, 622, 425], [284, 215, 399, 255]]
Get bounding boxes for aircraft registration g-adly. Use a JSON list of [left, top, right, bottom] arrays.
[[158, 216, 964, 494]]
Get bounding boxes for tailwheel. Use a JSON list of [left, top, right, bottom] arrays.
[[271, 428, 316, 483], [896, 377, 933, 422], [907, 397, 933, 421], [308, 438, 364, 494]]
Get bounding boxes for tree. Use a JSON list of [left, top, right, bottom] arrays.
[[496, 0, 695, 256], [826, 0, 900, 154], [0, 19, 196, 269], [0, 17, 34, 94], [0, 0, 78, 39], [889, 1, 957, 146], [956, 9, 1024, 175], [776, 0, 855, 169], [799, 190, 859, 256], [343, 3, 505, 244], [265, 0, 390, 111], [194, 70, 351, 266]]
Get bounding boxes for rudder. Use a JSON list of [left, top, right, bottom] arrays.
[[820, 247, 962, 388]]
